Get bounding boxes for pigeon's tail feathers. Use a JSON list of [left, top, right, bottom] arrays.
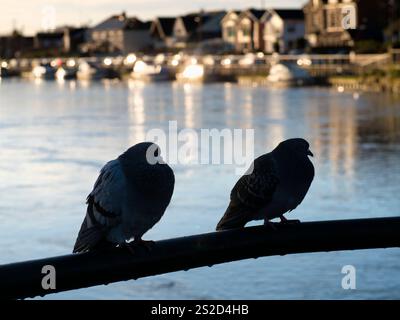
[[216, 204, 250, 231], [73, 205, 108, 253], [73, 226, 105, 253]]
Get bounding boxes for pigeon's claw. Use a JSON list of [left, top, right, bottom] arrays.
[[264, 219, 278, 231], [122, 239, 155, 255], [122, 242, 137, 256], [135, 239, 156, 252], [280, 216, 301, 225]]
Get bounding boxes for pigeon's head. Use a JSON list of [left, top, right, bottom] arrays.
[[119, 142, 164, 166], [276, 138, 314, 158]]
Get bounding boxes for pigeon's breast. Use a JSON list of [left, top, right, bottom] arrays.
[[254, 156, 314, 221], [121, 164, 174, 239], [122, 207, 164, 239]]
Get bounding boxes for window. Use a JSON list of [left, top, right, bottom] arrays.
[[312, 12, 320, 30], [326, 8, 342, 30], [227, 26, 235, 38], [242, 27, 251, 37], [287, 26, 295, 33]]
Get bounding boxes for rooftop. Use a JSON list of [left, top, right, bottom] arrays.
[[248, 8, 267, 20], [157, 17, 176, 36], [274, 9, 304, 20], [92, 13, 150, 32]]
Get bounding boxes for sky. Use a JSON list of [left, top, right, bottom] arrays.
[[0, 0, 306, 35]]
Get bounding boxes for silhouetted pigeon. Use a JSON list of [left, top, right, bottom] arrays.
[[73, 142, 175, 253], [216, 138, 314, 230]]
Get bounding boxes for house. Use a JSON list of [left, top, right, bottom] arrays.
[[221, 11, 241, 48], [191, 11, 226, 41], [235, 9, 266, 52], [150, 17, 176, 49], [261, 9, 305, 53], [173, 11, 226, 48], [303, 0, 392, 51], [172, 13, 199, 47], [0, 31, 34, 58], [89, 12, 153, 54], [124, 19, 152, 53], [34, 31, 64, 52], [63, 27, 88, 53], [33, 27, 89, 55]]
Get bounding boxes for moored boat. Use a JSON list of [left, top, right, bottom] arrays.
[[131, 60, 174, 82], [56, 66, 77, 81], [267, 62, 313, 87], [77, 61, 119, 81], [32, 63, 56, 80]]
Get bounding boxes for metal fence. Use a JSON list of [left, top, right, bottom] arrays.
[[1, 217, 399, 300]]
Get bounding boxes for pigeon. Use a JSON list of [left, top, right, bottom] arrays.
[[73, 142, 175, 253], [216, 138, 314, 231]]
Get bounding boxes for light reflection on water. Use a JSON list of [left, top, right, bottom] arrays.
[[0, 79, 399, 299]]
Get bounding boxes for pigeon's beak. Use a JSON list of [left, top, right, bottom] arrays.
[[307, 150, 314, 157]]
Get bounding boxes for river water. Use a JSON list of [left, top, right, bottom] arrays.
[[0, 78, 399, 299]]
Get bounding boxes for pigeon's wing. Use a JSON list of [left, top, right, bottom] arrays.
[[73, 160, 126, 253], [216, 155, 279, 230]]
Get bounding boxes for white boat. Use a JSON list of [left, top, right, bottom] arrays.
[[32, 64, 56, 80], [55, 66, 77, 80], [267, 62, 312, 87], [131, 60, 173, 82], [175, 63, 205, 83], [175, 62, 233, 83], [77, 61, 118, 81]]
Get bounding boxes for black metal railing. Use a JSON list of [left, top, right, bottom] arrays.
[[1, 217, 399, 299]]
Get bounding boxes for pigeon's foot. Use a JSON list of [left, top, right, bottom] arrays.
[[134, 239, 156, 252], [121, 239, 155, 255], [121, 242, 137, 256], [280, 216, 301, 225], [264, 219, 278, 231]]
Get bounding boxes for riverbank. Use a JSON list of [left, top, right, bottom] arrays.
[[0, 52, 394, 85], [327, 75, 400, 94], [236, 74, 400, 94], [3, 51, 400, 94]]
